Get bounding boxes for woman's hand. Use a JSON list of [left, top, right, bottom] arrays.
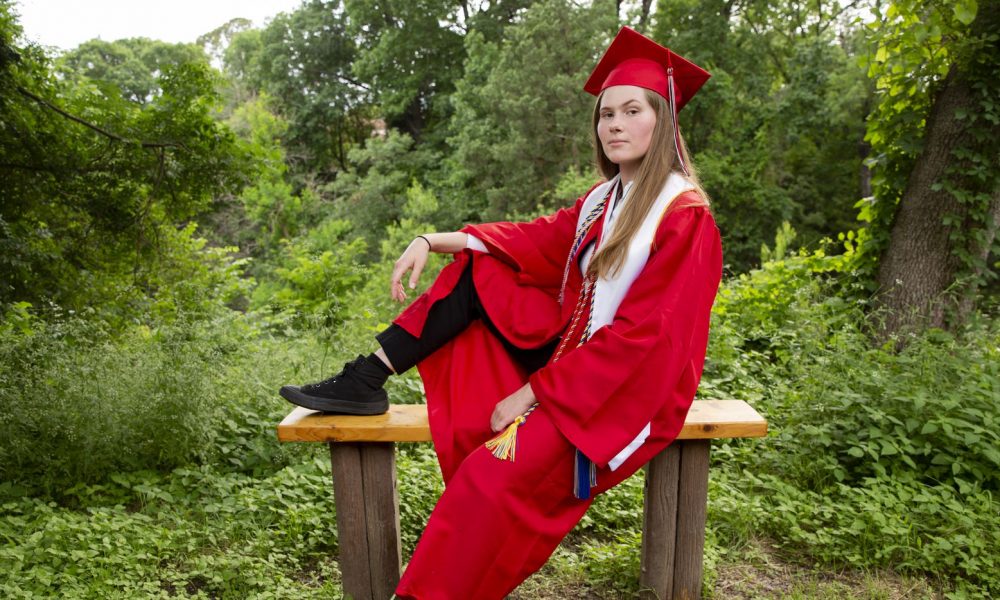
[[490, 383, 537, 432], [390, 237, 432, 302], [389, 232, 471, 302]]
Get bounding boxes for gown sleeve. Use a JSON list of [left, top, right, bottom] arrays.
[[527, 205, 723, 467], [459, 182, 602, 291]]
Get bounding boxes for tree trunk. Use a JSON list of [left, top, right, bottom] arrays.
[[858, 138, 871, 199], [876, 57, 1000, 338], [638, 0, 653, 31]]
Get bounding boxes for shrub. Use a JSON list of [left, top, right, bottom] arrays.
[[0, 461, 341, 599], [250, 218, 368, 328], [0, 308, 317, 495], [0, 315, 211, 494], [702, 249, 1000, 597]]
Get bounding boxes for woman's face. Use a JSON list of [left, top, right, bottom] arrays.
[[597, 85, 657, 181]]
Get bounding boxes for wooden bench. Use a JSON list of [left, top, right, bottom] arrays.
[[277, 400, 767, 600]]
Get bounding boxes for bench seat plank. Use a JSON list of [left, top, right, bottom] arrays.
[[277, 399, 766, 443]]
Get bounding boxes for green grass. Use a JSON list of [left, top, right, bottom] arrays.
[[1, 456, 343, 599], [0, 439, 959, 599]]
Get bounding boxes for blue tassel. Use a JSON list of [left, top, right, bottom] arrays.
[[573, 449, 596, 500]]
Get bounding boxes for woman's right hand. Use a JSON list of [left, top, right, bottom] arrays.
[[390, 236, 433, 302]]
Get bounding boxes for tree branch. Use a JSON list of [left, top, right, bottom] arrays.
[[817, 0, 863, 36], [0, 162, 112, 174], [741, 11, 791, 82], [15, 85, 189, 150]]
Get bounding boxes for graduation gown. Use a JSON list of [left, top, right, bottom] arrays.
[[394, 174, 722, 599]]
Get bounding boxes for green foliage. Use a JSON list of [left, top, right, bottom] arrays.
[[344, 0, 531, 141], [770, 328, 1000, 491], [653, 0, 871, 269], [0, 461, 342, 599], [396, 445, 445, 552], [250, 219, 368, 327], [56, 37, 208, 104], [760, 221, 797, 264], [0, 9, 255, 318], [0, 315, 216, 493], [197, 17, 254, 76], [703, 251, 1000, 597], [345, 0, 464, 132], [237, 0, 368, 176], [577, 530, 643, 595], [223, 95, 325, 256], [326, 130, 440, 247], [218, 23, 262, 109], [444, 0, 616, 220], [136, 223, 253, 323], [0, 291, 319, 495]]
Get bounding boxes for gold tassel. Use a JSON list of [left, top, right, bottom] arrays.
[[485, 415, 525, 462]]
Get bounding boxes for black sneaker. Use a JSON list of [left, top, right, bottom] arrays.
[[280, 355, 390, 415]]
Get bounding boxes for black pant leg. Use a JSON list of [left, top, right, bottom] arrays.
[[376, 263, 557, 374]]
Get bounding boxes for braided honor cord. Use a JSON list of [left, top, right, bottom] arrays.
[[486, 186, 613, 463]]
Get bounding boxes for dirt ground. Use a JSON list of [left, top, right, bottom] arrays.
[[506, 538, 946, 599]]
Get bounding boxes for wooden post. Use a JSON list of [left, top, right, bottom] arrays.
[[330, 442, 402, 600], [672, 440, 711, 600], [639, 444, 681, 599]]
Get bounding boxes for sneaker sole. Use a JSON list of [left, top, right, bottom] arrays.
[[279, 385, 390, 415]]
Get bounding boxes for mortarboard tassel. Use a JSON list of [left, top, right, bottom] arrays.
[[666, 67, 688, 176]]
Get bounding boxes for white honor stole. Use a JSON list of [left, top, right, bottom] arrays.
[[575, 172, 695, 471]]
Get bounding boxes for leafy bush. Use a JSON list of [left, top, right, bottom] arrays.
[[0, 461, 341, 599], [250, 218, 368, 328], [397, 445, 445, 553], [0, 307, 321, 495], [702, 248, 1000, 597], [325, 131, 440, 250], [0, 315, 213, 494]]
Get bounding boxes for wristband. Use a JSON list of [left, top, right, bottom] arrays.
[[416, 235, 432, 251]]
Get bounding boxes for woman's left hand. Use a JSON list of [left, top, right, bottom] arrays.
[[490, 383, 536, 432]]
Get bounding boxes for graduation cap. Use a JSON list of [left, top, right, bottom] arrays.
[[584, 27, 710, 173]]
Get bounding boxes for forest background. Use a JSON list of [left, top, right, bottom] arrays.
[[1, 0, 998, 598]]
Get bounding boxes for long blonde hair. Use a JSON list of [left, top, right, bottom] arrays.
[[588, 89, 709, 279]]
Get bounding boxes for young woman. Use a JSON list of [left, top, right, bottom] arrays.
[[280, 26, 722, 599]]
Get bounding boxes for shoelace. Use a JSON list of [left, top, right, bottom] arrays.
[[305, 360, 356, 390]]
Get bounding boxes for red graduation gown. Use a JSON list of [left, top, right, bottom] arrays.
[[394, 183, 722, 599]]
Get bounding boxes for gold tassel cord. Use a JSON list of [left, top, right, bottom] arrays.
[[484, 267, 596, 464], [485, 415, 525, 461]]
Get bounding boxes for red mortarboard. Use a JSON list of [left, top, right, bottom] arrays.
[[584, 26, 710, 111], [585, 27, 710, 173]]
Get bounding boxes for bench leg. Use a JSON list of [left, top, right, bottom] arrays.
[[640, 444, 680, 598], [639, 440, 711, 600], [329, 442, 402, 600], [673, 439, 710, 599]]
